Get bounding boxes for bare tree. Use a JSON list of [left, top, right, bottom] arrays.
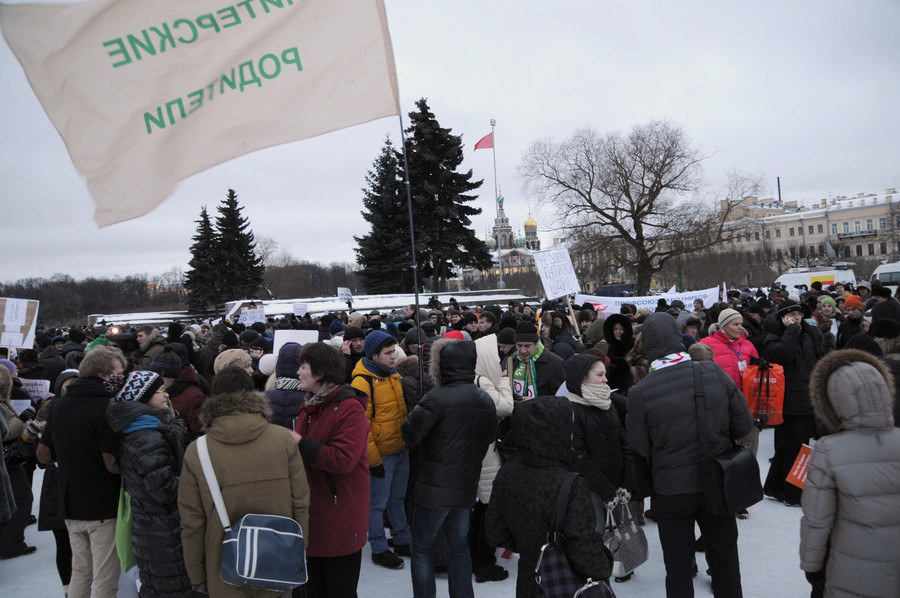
[[256, 235, 280, 267], [521, 120, 743, 293]]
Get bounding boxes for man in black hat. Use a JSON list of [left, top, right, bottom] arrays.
[[509, 321, 566, 399], [342, 326, 366, 383]]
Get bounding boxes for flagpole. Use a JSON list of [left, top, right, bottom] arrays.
[[490, 119, 505, 289], [398, 113, 424, 397]]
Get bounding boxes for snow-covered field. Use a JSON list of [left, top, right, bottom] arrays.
[[0, 428, 811, 597]]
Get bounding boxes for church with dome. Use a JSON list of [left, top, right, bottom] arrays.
[[464, 195, 541, 283]]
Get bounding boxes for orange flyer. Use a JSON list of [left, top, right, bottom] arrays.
[[786, 444, 813, 488]]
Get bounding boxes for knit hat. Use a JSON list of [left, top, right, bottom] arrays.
[[873, 286, 893, 299], [777, 301, 803, 318], [497, 327, 515, 345], [442, 330, 466, 341], [817, 296, 837, 309], [68, 328, 86, 344], [869, 318, 900, 339], [0, 359, 16, 376], [364, 330, 393, 358], [221, 331, 240, 348], [329, 319, 347, 336], [872, 299, 900, 323], [857, 280, 872, 291], [259, 353, 277, 376], [149, 346, 183, 378], [717, 308, 742, 329], [343, 326, 365, 341], [513, 321, 539, 343], [404, 327, 426, 346], [168, 342, 190, 367], [115, 371, 164, 403], [844, 295, 863, 310], [564, 353, 600, 397], [275, 343, 302, 379], [214, 348, 252, 374], [249, 337, 270, 352], [843, 333, 883, 357], [240, 329, 261, 344]]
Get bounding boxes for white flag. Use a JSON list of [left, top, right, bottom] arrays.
[[0, 0, 400, 226]]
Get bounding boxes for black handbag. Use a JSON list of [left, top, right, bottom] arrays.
[[535, 472, 616, 598], [692, 363, 763, 515]]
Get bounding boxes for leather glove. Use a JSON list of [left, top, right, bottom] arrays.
[[370, 464, 386, 478], [18, 407, 36, 422]]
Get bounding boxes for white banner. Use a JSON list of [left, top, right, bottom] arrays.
[[237, 307, 266, 326], [292, 303, 308, 316], [337, 287, 353, 302], [532, 247, 580, 299], [575, 286, 720, 315], [0, 0, 400, 226]]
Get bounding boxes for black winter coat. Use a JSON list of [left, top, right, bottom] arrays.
[[107, 401, 192, 598], [568, 401, 635, 500], [486, 397, 611, 597], [401, 339, 496, 509], [763, 313, 825, 415], [627, 313, 754, 496]]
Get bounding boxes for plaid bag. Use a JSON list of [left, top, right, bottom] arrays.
[[535, 472, 616, 598]]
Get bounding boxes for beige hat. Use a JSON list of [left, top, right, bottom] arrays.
[[213, 348, 252, 374], [718, 308, 742, 329]]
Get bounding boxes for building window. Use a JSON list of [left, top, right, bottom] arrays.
[[880, 242, 887, 255], [843, 222, 849, 234], [790, 247, 797, 258], [854, 221, 861, 233], [817, 224, 823, 234], [818, 245, 825, 257], [831, 223, 838, 235], [789, 227, 795, 237], [868, 244, 875, 256], [765, 230, 771, 239], [776, 248, 783, 261], [754, 232, 760, 241], [808, 225, 814, 235], [844, 245, 851, 258], [776, 229, 781, 238], [880, 217, 888, 230], [809, 245, 816, 257], [866, 219, 874, 232], [856, 245, 863, 257]]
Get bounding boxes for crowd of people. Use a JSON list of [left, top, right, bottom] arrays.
[[0, 284, 898, 598]]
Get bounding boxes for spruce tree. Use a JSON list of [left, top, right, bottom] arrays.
[[405, 99, 493, 290], [213, 189, 265, 301], [354, 137, 416, 293], [184, 207, 219, 312]]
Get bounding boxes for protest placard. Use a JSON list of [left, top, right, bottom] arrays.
[[0, 297, 40, 348], [532, 247, 580, 299], [273, 329, 319, 358], [786, 444, 813, 488]]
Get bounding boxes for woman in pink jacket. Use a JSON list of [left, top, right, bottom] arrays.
[[700, 308, 760, 521]]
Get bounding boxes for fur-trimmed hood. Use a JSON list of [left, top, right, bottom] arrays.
[[808, 349, 895, 432], [395, 355, 420, 378], [199, 390, 272, 431], [429, 337, 476, 387]]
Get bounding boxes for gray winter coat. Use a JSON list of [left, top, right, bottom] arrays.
[[626, 313, 753, 495], [800, 349, 900, 598]]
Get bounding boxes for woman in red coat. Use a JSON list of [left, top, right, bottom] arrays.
[[293, 343, 370, 598]]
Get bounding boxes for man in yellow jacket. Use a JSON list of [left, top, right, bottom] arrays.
[[351, 330, 411, 570]]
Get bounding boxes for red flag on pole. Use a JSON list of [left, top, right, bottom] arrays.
[[474, 132, 493, 150]]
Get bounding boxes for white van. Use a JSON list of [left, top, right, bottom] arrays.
[[774, 265, 857, 291], [870, 261, 900, 294]]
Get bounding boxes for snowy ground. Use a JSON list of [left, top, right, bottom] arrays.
[[1, 428, 811, 597]]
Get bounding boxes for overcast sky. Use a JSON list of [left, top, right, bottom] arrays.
[[1, 0, 898, 285]]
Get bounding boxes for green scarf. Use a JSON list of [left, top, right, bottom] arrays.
[[513, 341, 544, 399]]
